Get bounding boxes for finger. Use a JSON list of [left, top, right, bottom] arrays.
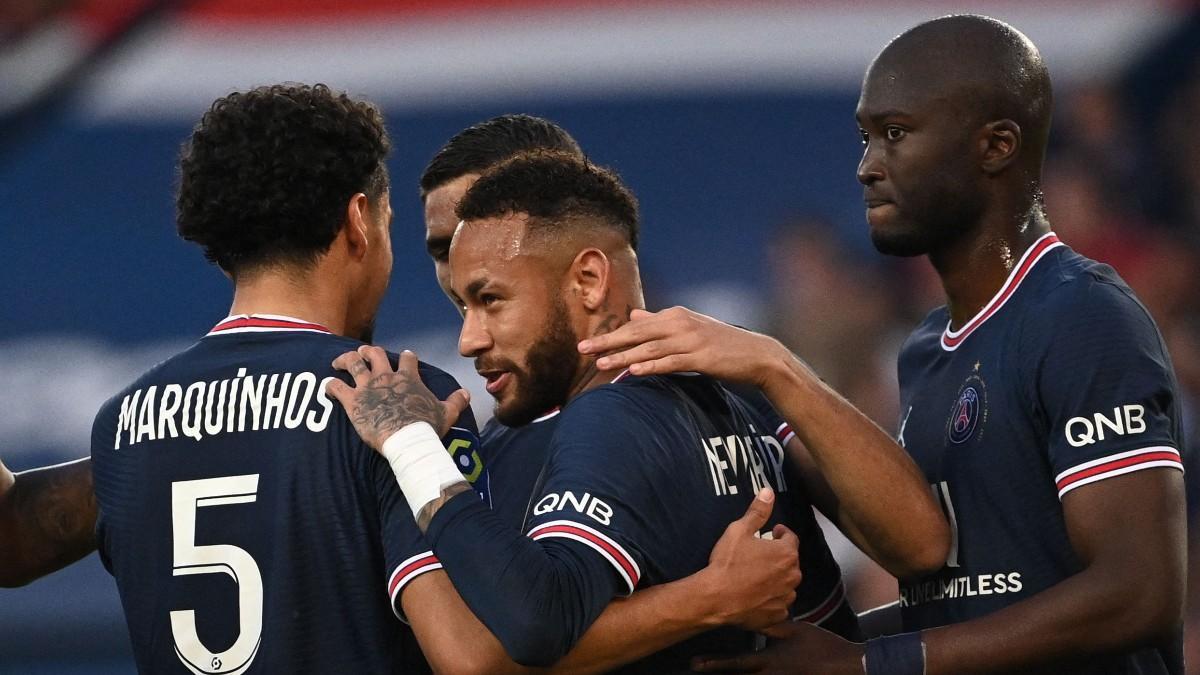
[[578, 315, 667, 355], [594, 340, 670, 371], [397, 349, 420, 376], [736, 487, 775, 533], [759, 621, 797, 640], [690, 654, 766, 673], [325, 378, 353, 406], [357, 345, 392, 374], [627, 354, 690, 376], [441, 389, 471, 428], [629, 308, 654, 321], [772, 524, 799, 549], [332, 351, 372, 385]]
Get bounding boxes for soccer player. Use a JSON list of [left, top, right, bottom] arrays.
[[587, 15, 1186, 675], [89, 83, 480, 673], [0, 457, 94, 587], [327, 151, 949, 671]]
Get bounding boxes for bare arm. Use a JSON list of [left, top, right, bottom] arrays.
[[695, 470, 1187, 674], [0, 457, 97, 587], [579, 307, 949, 577]]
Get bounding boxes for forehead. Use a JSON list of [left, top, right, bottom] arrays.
[[424, 174, 479, 239], [448, 214, 544, 288]]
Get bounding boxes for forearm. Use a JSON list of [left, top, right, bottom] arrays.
[[403, 571, 540, 675], [762, 352, 947, 576], [0, 458, 97, 587], [924, 562, 1181, 674], [551, 570, 723, 674]]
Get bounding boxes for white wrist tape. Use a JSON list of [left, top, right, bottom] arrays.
[[381, 422, 465, 519]]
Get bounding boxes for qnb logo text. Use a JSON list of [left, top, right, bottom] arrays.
[[1064, 404, 1146, 447], [533, 491, 614, 526]]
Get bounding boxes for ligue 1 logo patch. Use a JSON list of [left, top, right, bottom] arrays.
[[947, 374, 987, 445]]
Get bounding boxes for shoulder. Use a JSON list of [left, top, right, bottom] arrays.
[[1024, 249, 1162, 345], [899, 305, 949, 362]]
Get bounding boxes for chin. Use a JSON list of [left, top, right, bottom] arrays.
[[869, 226, 931, 258]]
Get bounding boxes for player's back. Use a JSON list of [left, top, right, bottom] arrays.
[[91, 316, 468, 674]]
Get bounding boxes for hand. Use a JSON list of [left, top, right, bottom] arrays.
[[691, 622, 865, 674], [577, 307, 786, 388], [327, 347, 471, 448], [0, 457, 13, 496], [699, 487, 802, 631]]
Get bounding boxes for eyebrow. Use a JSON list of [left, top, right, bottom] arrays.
[[464, 277, 488, 300], [862, 109, 912, 124]]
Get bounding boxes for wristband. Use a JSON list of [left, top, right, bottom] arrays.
[[380, 422, 464, 519], [863, 631, 926, 675]]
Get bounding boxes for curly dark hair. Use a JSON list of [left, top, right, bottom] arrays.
[[419, 114, 583, 201], [456, 151, 638, 250], [177, 83, 391, 274]]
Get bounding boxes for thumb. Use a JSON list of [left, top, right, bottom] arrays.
[[630, 308, 654, 321], [738, 487, 775, 533], [759, 621, 797, 640], [441, 389, 471, 427]]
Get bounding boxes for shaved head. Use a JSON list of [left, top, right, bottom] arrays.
[[871, 14, 1053, 167]]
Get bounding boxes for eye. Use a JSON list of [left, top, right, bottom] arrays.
[[885, 126, 906, 141], [481, 293, 500, 307], [858, 128, 869, 145]]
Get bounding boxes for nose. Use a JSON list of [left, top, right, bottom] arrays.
[[458, 309, 493, 358], [857, 141, 884, 186]]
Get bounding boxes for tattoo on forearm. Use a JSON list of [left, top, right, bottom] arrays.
[[416, 481, 473, 533], [352, 373, 444, 447]]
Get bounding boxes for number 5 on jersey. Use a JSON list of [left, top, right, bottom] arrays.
[[170, 475, 264, 675]]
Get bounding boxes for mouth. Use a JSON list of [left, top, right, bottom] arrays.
[[478, 370, 512, 395], [865, 198, 893, 209]]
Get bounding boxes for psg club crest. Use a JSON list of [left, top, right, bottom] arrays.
[[947, 375, 987, 445]]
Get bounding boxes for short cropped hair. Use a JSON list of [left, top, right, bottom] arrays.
[[456, 151, 639, 251], [177, 83, 391, 274], [419, 114, 583, 201]]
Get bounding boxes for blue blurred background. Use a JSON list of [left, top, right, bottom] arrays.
[[2, 1, 1199, 672]]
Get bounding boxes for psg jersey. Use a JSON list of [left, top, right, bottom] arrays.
[[91, 315, 480, 675], [895, 234, 1184, 673], [513, 372, 855, 672]]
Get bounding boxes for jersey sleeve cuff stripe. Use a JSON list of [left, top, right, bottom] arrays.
[[775, 422, 797, 446], [388, 551, 442, 621], [1056, 447, 1183, 499], [527, 520, 640, 594], [793, 580, 846, 626]]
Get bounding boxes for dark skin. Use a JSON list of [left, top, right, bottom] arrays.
[[692, 15, 1186, 674], [0, 457, 96, 587]]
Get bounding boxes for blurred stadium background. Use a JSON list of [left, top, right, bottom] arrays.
[[2, 0, 1198, 672]]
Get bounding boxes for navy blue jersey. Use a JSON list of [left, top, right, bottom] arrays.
[[480, 388, 856, 648], [528, 373, 847, 672], [478, 409, 560, 527], [91, 315, 480, 675], [895, 235, 1184, 674]]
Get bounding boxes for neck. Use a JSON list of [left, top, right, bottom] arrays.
[[929, 205, 1050, 330], [566, 298, 640, 400], [228, 268, 352, 337]]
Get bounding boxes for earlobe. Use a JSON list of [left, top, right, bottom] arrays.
[[981, 120, 1021, 174], [573, 249, 611, 312]]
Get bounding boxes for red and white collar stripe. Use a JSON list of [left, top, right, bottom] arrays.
[[941, 232, 1063, 351], [206, 313, 332, 336]]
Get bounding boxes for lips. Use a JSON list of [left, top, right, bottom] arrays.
[[478, 370, 512, 395], [865, 197, 893, 208]]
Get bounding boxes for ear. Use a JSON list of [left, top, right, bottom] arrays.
[[343, 192, 371, 261], [569, 248, 611, 312], [979, 119, 1021, 175]]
